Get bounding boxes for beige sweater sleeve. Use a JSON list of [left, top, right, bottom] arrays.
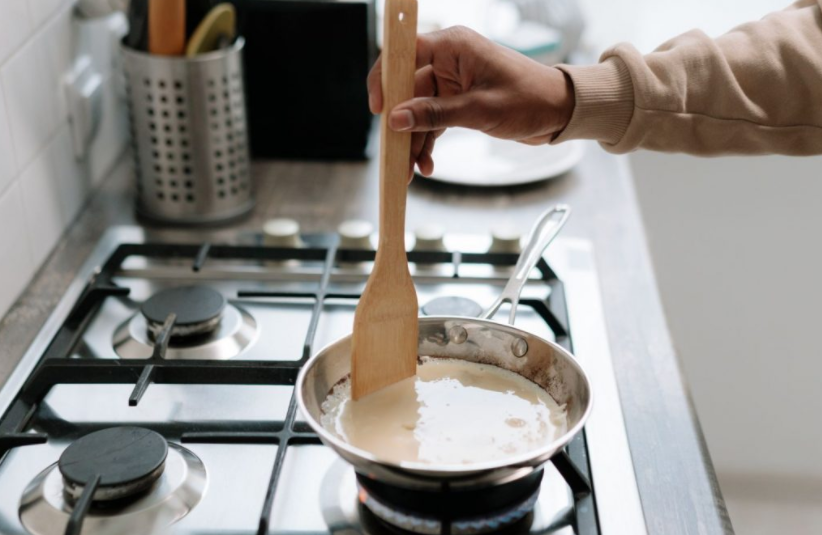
[[552, 0, 822, 155]]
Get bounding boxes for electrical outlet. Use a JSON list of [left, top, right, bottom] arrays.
[[63, 56, 103, 160], [106, 13, 129, 100]]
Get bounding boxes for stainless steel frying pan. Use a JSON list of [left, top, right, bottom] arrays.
[[296, 205, 592, 490]]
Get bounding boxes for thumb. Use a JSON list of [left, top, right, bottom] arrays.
[[388, 94, 480, 132]]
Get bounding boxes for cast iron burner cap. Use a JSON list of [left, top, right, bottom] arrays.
[[58, 426, 169, 502], [141, 285, 227, 338], [421, 296, 483, 318]]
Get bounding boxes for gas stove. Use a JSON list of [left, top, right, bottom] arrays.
[[0, 225, 646, 535]]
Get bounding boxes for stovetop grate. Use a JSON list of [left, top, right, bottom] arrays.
[[0, 235, 599, 535]]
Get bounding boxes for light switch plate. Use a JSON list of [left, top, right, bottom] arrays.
[[106, 12, 129, 99], [63, 56, 103, 160]]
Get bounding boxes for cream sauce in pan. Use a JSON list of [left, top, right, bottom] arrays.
[[320, 357, 568, 465]]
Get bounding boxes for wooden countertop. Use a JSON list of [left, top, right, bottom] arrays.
[[0, 143, 732, 534]]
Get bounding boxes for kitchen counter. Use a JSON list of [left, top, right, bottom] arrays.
[[0, 143, 732, 534]]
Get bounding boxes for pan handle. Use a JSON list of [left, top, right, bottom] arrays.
[[480, 205, 571, 324]]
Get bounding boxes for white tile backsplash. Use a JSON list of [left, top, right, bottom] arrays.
[[43, 4, 78, 120], [28, 0, 67, 28], [2, 36, 61, 168], [0, 2, 128, 319], [20, 140, 65, 268], [50, 124, 90, 224], [0, 0, 32, 65], [0, 183, 34, 318], [0, 83, 17, 194]]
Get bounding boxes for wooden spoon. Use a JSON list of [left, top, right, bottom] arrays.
[[148, 0, 186, 56], [351, 0, 419, 401], [185, 3, 237, 57]]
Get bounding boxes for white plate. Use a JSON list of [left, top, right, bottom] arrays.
[[424, 128, 584, 187]]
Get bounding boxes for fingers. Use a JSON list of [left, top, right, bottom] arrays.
[[389, 94, 478, 132], [417, 131, 437, 176], [415, 65, 437, 99], [370, 58, 438, 116], [410, 131, 426, 174], [410, 128, 444, 177], [367, 54, 382, 113], [410, 131, 432, 177], [370, 26, 479, 115], [416, 26, 476, 69], [415, 32, 436, 70]]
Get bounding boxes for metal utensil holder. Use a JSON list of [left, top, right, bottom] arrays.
[[123, 39, 253, 225]]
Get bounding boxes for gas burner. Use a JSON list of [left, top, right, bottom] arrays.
[[59, 427, 168, 503], [19, 431, 207, 535], [421, 296, 483, 318], [355, 471, 543, 535], [114, 295, 257, 360], [141, 286, 227, 338]]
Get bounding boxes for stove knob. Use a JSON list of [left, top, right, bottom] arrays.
[[414, 224, 446, 251], [338, 220, 374, 250], [263, 218, 303, 248], [489, 225, 522, 253]]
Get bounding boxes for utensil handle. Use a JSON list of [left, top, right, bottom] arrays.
[[481, 205, 572, 324], [377, 0, 417, 257], [148, 0, 186, 56]]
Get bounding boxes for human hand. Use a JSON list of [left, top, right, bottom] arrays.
[[367, 26, 575, 177]]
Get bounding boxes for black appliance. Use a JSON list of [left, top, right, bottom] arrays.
[[231, 0, 377, 160]]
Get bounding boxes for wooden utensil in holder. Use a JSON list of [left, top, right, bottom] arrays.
[[148, 0, 186, 56], [351, 0, 419, 401]]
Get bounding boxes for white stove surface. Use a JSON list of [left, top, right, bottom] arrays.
[[0, 226, 645, 535]]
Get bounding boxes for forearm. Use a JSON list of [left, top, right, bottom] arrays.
[[553, 0, 822, 156]]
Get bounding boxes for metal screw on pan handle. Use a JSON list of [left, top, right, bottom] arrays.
[[448, 325, 468, 344], [480, 205, 572, 326]]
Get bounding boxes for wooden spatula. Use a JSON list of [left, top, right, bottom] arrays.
[[148, 0, 186, 56], [185, 3, 237, 57], [351, 0, 419, 401]]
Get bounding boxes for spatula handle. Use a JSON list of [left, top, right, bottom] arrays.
[[149, 0, 186, 56], [378, 0, 417, 256]]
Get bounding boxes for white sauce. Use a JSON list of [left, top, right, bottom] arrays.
[[320, 357, 568, 465]]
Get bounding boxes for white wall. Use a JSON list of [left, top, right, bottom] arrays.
[[631, 153, 822, 479], [576, 0, 786, 58], [0, 1, 128, 318], [574, 0, 822, 482]]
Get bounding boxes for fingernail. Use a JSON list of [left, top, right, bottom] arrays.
[[368, 93, 377, 114], [390, 110, 415, 131]]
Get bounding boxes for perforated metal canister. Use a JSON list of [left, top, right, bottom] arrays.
[[123, 39, 253, 225]]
